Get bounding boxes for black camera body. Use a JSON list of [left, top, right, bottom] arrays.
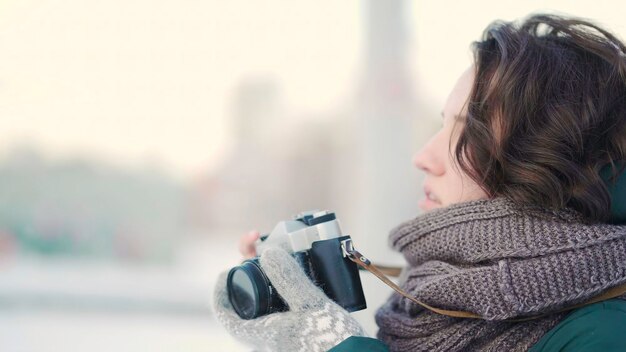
[[226, 210, 367, 319]]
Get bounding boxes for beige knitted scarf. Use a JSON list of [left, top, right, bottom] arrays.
[[375, 197, 626, 351]]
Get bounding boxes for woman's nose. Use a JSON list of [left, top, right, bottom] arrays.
[[412, 149, 429, 172], [413, 139, 445, 176]]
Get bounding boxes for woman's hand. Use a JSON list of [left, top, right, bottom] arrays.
[[238, 230, 260, 259], [213, 247, 367, 352]]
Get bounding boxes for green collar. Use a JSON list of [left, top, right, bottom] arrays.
[[600, 164, 626, 223]]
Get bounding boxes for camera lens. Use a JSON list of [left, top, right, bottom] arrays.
[[229, 268, 256, 318], [227, 259, 286, 319]]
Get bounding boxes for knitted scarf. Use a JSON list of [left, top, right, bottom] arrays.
[[375, 197, 626, 351]]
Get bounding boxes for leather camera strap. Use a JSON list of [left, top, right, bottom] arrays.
[[344, 242, 626, 322]]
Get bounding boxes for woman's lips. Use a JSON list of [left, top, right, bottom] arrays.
[[420, 187, 441, 210]]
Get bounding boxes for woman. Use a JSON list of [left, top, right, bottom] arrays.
[[214, 13, 626, 351]]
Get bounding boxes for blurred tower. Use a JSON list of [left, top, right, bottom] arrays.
[[350, 0, 419, 265], [198, 78, 289, 235], [329, 0, 423, 336]]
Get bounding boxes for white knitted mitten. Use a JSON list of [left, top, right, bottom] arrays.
[[213, 247, 366, 352]]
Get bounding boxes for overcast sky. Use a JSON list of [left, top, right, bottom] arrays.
[[0, 0, 624, 179]]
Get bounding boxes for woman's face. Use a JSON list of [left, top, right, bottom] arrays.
[[413, 67, 489, 211]]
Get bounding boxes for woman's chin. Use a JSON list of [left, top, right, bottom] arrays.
[[418, 198, 443, 211]]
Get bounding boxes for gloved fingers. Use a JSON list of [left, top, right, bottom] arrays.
[[212, 271, 241, 320], [212, 271, 270, 341], [259, 247, 329, 311]]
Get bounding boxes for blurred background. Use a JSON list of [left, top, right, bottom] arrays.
[[1, 0, 625, 351]]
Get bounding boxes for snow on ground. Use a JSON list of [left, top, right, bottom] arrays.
[[0, 310, 247, 352], [0, 239, 248, 352], [0, 238, 393, 351]]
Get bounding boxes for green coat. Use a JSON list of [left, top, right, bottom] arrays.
[[329, 299, 626, 351], [530, 299, 626, 351]]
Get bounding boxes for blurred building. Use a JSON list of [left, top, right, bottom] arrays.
[[191, 0, 436, 266], [190, 77, 338, 237]]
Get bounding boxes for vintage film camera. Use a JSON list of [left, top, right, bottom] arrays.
[[226, 210, 367, 319]]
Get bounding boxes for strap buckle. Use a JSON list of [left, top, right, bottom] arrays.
[[340, 238, 371, 265]]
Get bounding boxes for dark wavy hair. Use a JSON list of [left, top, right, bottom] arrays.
[[455, 14, 626, 222]]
